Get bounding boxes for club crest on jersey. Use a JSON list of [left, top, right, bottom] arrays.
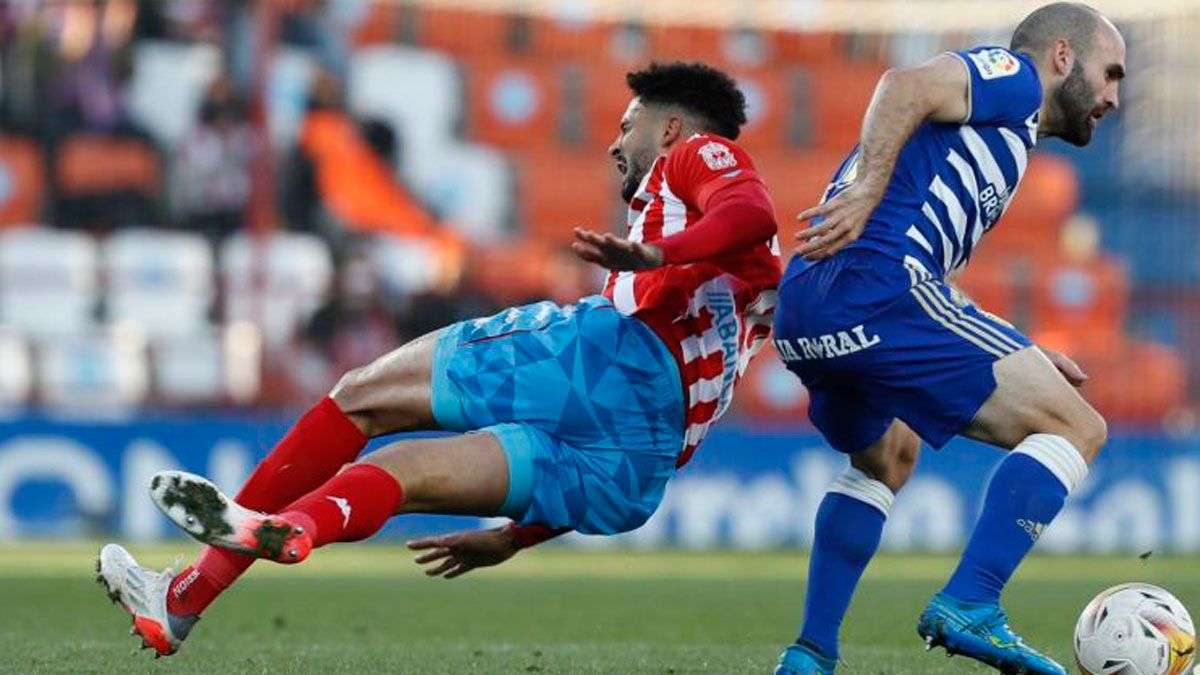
[[698, 141, 738, 171], [968, 48, 1021, 80]]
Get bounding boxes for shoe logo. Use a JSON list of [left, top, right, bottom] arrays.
[[988, 635, 1020, 650], [1016, 518, 1045, 543], [172, 568, 201, 598], [327, 496, 352, 527]]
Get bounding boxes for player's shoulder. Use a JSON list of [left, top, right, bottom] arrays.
[[667, 133, 756, 174], [952, 45, 1036, 84]]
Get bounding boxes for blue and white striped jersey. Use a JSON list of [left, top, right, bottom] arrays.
[[820, 46, 1042, 278]]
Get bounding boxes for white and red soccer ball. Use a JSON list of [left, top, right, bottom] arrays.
[[1075, 582, 1195, 675]]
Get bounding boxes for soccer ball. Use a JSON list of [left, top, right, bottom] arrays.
[[1074, 582, 1196, 675]]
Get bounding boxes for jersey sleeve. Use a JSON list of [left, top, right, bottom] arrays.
[[951, 46, 1043, 127], [663, 134, 764, 213]]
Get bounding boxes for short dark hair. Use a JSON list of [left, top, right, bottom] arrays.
[[626, 61, 748, 140], [1010, 2, 1103, 60]]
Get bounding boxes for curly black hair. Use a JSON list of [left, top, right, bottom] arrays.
[[626, 61, 748, 140]]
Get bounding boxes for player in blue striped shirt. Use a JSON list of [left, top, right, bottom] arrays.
[[773, 3, 1125, 673]]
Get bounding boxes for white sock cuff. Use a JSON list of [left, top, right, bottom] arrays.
[[1013, 433, 1089, 494], [827, 467, 895, 516]]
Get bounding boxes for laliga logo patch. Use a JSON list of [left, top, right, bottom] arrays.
[[968, 48, 1021, 80], [698, 141, 738, 171]]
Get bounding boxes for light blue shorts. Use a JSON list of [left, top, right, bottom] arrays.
[[431, 295, 685, 535]]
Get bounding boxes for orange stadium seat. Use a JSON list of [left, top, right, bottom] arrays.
[[1029, 257, 1128, 341], [520, 14, 613, 60], [0, 135, 44, 227], [462, 56, 565, 148], [645, 24, 724, 64], [348, 2, 401, 48], [725, 67, 791, 154], [808, 61, 888, 150], [1036, 333, 1186, 425], [985, 153, 1080, 259], [752, 148, 845, 238], [55, 135, 160, 198], [955, 254, 1025, 323], [643, 25, 779, 69], [574, 60, 642, 149], [513, 146, 623, 246], [774, 31, 846, 66], [732, 350, 811, 423], [467, 238, 594, 307], [416, 6, 512, 57]]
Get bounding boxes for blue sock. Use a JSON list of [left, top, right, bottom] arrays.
[[943, 434, 1088, 604], [798, 469, 893, 660]]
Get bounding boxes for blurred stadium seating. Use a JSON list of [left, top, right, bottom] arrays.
[[0, 0, 1195, 430]]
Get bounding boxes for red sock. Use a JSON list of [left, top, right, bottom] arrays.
[[236, 396, 369, 511], [167, 397, 368, 617], [278, 463, 404, 548]]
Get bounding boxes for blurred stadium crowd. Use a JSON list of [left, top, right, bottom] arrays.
[[0, 0, 1196, 427]]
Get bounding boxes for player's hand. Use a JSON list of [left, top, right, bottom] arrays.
[[572, 227, 664, 271], [1041, 347, 1088, 387], [794, 184, 882, 260], [406, 526, 519, 579]]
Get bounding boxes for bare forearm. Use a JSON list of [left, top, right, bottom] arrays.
[[506, 522, 571, 549], [856, 70, 936, 198]]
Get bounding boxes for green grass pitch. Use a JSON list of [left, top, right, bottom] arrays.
[[0, 543, 1194, 673]]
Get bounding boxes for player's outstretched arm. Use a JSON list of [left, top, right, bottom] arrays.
[[796, 54, 971, 260], [572, 178, 776, 271], [572, 228, 665, 271], [407, 523, 569, 578]]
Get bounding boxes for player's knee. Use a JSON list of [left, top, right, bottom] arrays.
[[1029, 403, 1107, 463], [892, 432, 920, 485], [1069, 406, 1108, 462], [850, 434, 917, 494], [330, 363, 388, 436]]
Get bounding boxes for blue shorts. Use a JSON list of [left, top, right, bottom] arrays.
[[773, 250, 1031, 454], [430, 295, 685, 535]]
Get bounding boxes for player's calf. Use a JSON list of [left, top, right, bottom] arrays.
[[941, 347, 1098, 611]]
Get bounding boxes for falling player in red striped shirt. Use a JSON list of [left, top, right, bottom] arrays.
[[96, 61, 781, 657]]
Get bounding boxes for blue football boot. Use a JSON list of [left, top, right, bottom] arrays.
[[917, 593, 1066, 674], [774, 642, 837, 675]]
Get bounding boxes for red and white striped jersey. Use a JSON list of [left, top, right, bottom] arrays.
[[603, 134, 781, 467]]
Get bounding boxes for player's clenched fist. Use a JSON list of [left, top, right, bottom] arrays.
[[794, 182, 882, 261], [407, 526, 520, 579]]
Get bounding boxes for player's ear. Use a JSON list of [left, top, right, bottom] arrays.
[[660, 114, 685, 147], [1052, 37, 1074, 77]]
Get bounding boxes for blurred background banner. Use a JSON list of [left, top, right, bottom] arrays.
[[2, 417, 1200, 553], [0, 1, 1197, 550]]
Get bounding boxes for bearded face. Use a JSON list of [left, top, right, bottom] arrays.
[[1054, 60, 1106, 147]]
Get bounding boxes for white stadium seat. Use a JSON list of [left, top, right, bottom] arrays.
[[0, 330, 31, 407], [0, 226, 98, 338], [104, 228, 214, 338], [153, 325, 262, 405], [125, 41, 222, 148], [151, 330, 224, 403], [220, 232, 334, 347], [37, 329, 149, 412], [371, 234, 444, 297], [267, 47, 320, 149], [416, 142, 514, 243], [348, 46, 461, 186]]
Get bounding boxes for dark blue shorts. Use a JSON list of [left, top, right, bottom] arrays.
[[772, 250, 1031, 454]]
